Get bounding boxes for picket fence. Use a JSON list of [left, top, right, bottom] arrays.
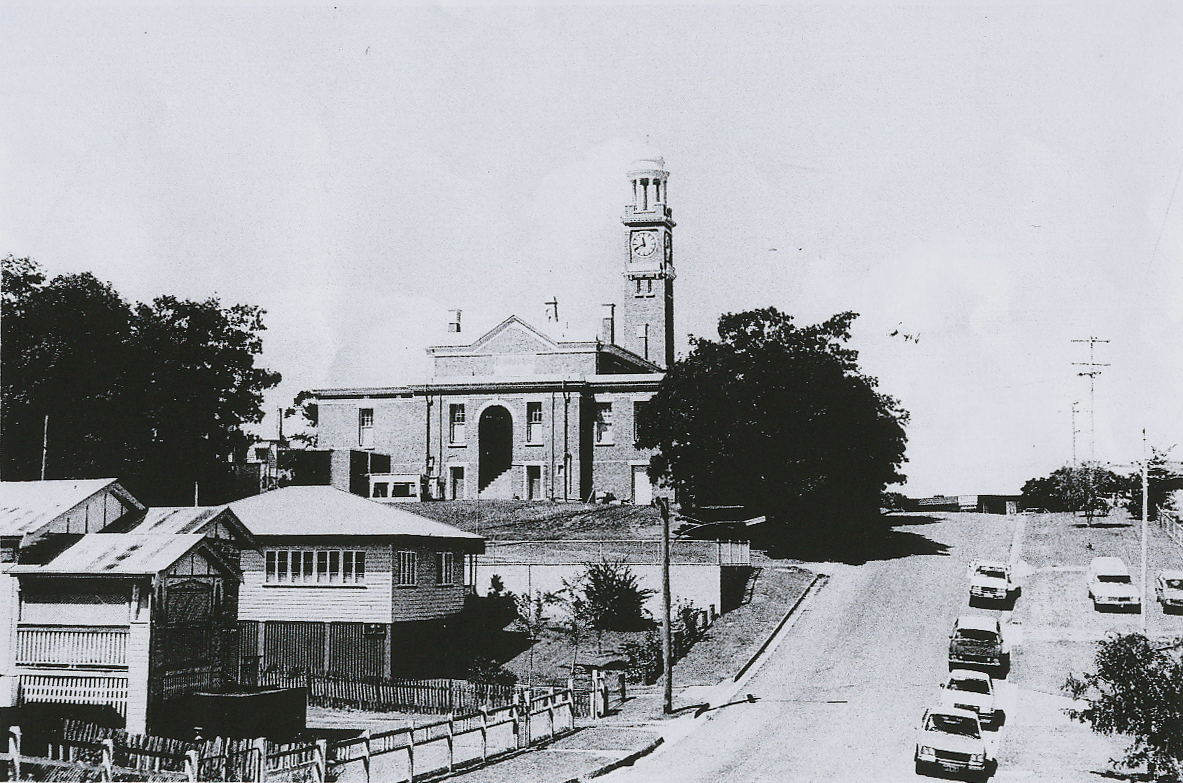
[[6, 687, 575, 782], [255, 672, 519, 715]]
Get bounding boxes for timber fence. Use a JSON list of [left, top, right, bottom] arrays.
[[254, 672, 519, 715], [18, 686, 575, 782]]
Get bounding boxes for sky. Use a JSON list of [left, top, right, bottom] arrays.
[[2, 3, 1181, 497]]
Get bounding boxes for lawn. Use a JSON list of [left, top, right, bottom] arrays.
[[411, 500, 663, 541]]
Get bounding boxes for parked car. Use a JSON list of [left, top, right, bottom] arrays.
[[968, 560, 1015, 605], [915, 706, 993, 778], [1087, 556, 1141, 612], [1155, 570, 1183, 613], [948, 614, 1009, 673], [939, 669, 1001, 729]]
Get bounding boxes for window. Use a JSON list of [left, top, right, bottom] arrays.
[[436, 552, 455, 585], [633, 400, 651, 444], [372, 482, 389, 498], [265, 549, 366, 584], [450, 404, 466, 444], [527, 401, 543, 442], [397, 551, 418, 586], [595, 402, 613, 444], [359, 408, 374, 448], [634, 278, 654, 298]]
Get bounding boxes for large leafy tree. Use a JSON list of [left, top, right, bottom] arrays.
[[1065, 633, 1183, 781], [638, 308, 909, 538], [1122, 447, 1182, 521], [1, 256, 280, 504], [1021, 463, 1124, 515]]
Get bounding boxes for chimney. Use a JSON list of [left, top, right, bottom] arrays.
[[447, 309, 462, 333], [545, 298, 559, 323], [601, 304, 616, 344]]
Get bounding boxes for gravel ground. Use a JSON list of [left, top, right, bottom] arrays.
[[1000, 509, 1183, 781]]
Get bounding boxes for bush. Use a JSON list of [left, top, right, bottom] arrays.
[[580, 559, 656, 632]]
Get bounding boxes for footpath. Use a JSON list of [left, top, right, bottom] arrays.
[[442, 571, 825, 783]]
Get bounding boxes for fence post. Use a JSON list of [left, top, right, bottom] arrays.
[[523, 688, 533, 747], [479, 707, 488, 763], [101, 737, 114, 782], [185, 748, 199, 783], [619, 670, 627, 703], [361, 728, 371, 783], [8, 725, 20, 782], [252, 737, 267, 783], [313, 738, 327, 783], [512, 691, 522, 749], [446, 714, 455, 773], [406, 722, 415, 782]]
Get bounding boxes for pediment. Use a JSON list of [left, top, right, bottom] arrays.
[[466, 316, 559, 356]]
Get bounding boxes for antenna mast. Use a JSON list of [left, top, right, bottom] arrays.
[[1072, 337, 1109, 464]]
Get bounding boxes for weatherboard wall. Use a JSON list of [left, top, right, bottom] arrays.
[[238, 544, 394, 624]]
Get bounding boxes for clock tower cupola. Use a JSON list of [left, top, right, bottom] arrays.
[[620, 156, 676, 368]]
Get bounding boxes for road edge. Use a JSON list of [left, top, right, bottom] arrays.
[[733, 571, 826, 682]]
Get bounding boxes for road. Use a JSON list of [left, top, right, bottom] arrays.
[[606, 513, 1017, 782]]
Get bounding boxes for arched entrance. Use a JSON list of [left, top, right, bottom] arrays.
[[478, 406, 513, 495]]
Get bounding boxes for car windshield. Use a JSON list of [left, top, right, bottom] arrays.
[[1098, 574, 1131, 584], [956, 629, 998, 642], [927, 713, 981, 738], [1165, 579, 1183, 590], [979, 569, 1006, 579], [950, 678, 990, 694]]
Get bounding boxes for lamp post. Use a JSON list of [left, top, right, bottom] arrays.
[[656, 496, 673, 714]]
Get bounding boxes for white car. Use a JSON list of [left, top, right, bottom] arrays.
[[969, 560, 1014, 604], [1087, 556, 1141, 612], [940, 669, 1000, 729], [1156, 570, 1183, 612], [915, 706, 993, 778]]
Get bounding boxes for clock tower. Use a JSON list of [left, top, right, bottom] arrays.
[[620, 156, 676, 368]]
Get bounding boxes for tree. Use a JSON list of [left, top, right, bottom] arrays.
[[1, 257, 281, 504], [1065, 633, 1183, 781], [637, 308, 909, 540], [1020, 463, 1123, 515], [1123, 447, 1182, 522], [579, 559, 655, 632]]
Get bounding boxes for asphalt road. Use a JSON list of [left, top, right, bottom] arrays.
[[605, 513, 1017, 783]]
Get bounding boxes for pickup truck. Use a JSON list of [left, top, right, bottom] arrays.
[[968, 560, 1015, 605], [915, 706, 994, 778], [948, 614, 1009, 674]]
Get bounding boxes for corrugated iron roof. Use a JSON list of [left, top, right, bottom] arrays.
[[116, 506, 258, 549], [228, 486, 484, 549], [9, 533, 209, 576], [0, 479, 141, 537]]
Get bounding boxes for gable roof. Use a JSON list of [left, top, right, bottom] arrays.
[[111, 506, 259, 549], [228, 486, 484, 551], [429, 315, 560, 356], [8, 533, 228, 577], [0, 479, 143, 538]]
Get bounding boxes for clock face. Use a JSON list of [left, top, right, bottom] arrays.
[[631, 231, 658, 257]]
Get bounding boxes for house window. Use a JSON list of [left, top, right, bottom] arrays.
[[450, 404, 466, 444], [595, 402, 614, 444], [372, 482, 389, 498], [436, 552, 455, 585], [397, 551, 418, 586], [527, 401, 543, 442], [633, 400, 651, 444], [359, 408, 374, 448], [265, 549, 366, 584]]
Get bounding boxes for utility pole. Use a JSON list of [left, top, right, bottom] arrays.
[[1071, 402, 1080, 466], [40, 414, 49, 480], [1072, 337, 1109, 465], [1142, 429, 1149, 635], [656, 496, 673, 714]]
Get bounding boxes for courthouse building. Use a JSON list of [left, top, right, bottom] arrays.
[[313, 157, 680, 504]]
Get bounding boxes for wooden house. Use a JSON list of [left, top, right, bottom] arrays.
[[227, 486, 485, 680], [0, 480, 145, 706], [9, 533, 240, 735]]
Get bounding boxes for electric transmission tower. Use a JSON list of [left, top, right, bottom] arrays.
[[1072, 337, 1109, 465]]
